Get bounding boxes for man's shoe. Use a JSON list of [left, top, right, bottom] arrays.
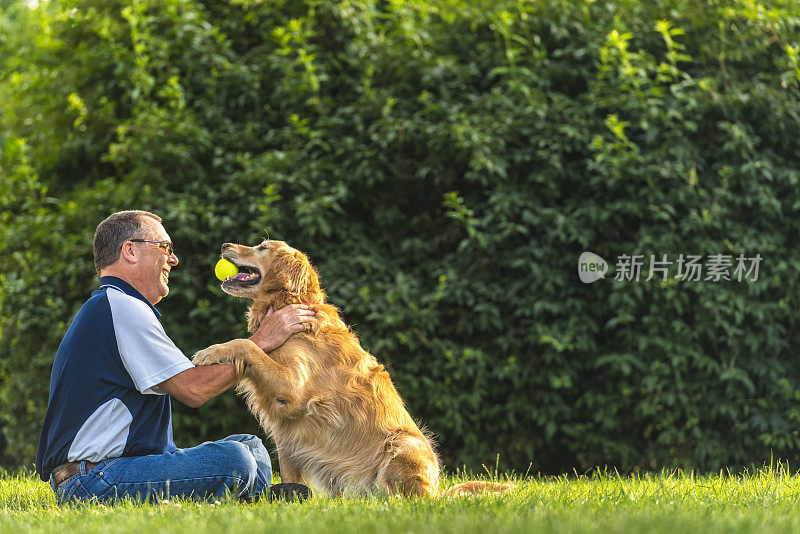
[[269, 483, 312, 503]]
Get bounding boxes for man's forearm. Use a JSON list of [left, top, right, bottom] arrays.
[[160, 363, 236, 408], [187, 363, 236, 407]]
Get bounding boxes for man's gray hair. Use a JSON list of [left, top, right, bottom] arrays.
[[93, 210, 162, 274]]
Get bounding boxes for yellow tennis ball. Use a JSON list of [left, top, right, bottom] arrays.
[[214, 258, 238, 281]]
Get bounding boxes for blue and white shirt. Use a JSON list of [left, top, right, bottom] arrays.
[[36, 276, 194, 482]]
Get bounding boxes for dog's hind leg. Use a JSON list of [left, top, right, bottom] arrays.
[[377, 434, 439, 497], [378, 450, 438, 497]]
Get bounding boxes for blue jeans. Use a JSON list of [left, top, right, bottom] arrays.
[[50, 434, 272, 504]]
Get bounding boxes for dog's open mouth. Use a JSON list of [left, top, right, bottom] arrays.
[[221, 260, 261, 287]]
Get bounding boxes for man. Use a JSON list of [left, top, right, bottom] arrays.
[[35, 210, 315, 504]]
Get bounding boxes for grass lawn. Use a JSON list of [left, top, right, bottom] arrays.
[[3, 466, 800, 533]]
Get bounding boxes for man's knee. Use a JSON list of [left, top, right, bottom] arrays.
[[211, 441, 259, 487], [223, 434, 266, 449], [222, 435, 269, 461]]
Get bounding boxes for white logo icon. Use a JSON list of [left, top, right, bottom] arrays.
[[578, 252, 608, 284]]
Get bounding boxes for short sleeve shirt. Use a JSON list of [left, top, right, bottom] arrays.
[[35, 276, 194, 482]]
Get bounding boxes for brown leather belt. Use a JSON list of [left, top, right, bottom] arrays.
[[51, 461, 100, 489]]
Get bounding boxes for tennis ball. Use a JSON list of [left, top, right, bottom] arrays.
[[215, 258, 238, 281]]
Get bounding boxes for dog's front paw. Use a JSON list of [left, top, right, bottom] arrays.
[[192, 344, 233, 367]]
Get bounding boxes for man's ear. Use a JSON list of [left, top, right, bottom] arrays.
[[120, 241, 139, 264]]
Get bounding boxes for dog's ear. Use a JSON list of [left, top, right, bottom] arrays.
[[288, 249, 325, 304], [262, 246, 324, 303], [286, 249, 311, 295], [269, 248, 313, 295]]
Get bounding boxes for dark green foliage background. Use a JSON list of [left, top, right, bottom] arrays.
[[2, 0, 800, 474]]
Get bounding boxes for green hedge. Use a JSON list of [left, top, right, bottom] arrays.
[[2, 0, 800, 474]]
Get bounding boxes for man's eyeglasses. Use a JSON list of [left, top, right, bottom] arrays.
[[130, 239, 174, 256]]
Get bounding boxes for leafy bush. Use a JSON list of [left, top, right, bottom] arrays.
[[2, 0, 800, 474]]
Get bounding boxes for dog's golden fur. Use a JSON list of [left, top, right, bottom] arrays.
[[193, 240, 513, 497]]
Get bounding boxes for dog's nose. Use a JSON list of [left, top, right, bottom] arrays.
[[221, 243, 232, 252]]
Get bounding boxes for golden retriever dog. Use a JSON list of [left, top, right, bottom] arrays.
[[192, 240, 514, 497]]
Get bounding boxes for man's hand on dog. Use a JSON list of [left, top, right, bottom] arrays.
[[249, 304, 316, 352]]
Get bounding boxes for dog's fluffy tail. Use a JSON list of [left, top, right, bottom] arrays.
[[444, 480, 516, 496]]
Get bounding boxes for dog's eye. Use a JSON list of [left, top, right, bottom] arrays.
[[257, 244, 268, 251]]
